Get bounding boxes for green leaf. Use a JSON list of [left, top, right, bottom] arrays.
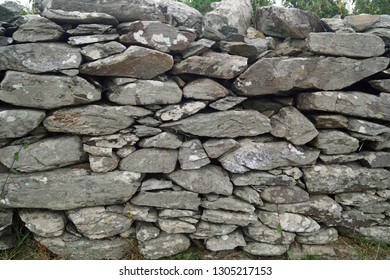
[[276, 224, 283, 233], [13, 151, 20, 161], [278, 207, 285, 214], [23, 143, 29, 150], [10, 168, 18, 174]]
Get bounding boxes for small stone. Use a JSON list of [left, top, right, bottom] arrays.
[[209, 96, 247, 111], [137, 117, 161, 127], [136, 222, 160, 242], [335, 192, 385, 207], [133, 126, 162, 137], [84, 133, 140, 149], [243, 242, 289, 256], [296, 227, 338, 245], [261, 186, 310, 204], [218, 41, 263, 58], [116, 145, 136, 158], [67, 24, 116, 36], [81, 41, 126, 61], [138, 132, 182, 149], [181, 38, 215, 58], [347, 118, 390, 136], [18, 209, 66, 237], [231, 170, 295, 187], [201, 209, 257, 226], [155, 101, 207, 122], [0, 109, 46, 139], [191, 221, 237, 239], [369, 79, 390, 93], [206, 229, 246, 251], [89, 154, 120, 173], [183, 78, 228, 101], [309, 114, 349, 129], [319, 154, 363, 164], [243, 221, 296, 245], [157, 219, 196, 234], [201, 195, 255, 213], [357, 226, 390, 243], [320, 17, 355, 33], [178, 139, 210, 170], [311, 130, 359, 155], [124, 203, 158, 223], [140, 179, 175, 192], [360, 152, 390, 168], [258, 211, 320, 233], [233, 187, 263, 207], [131, 191, 201, 210], [139, 232, 190, 259], [202, 138, 240, 159], [83, 145, 112, 157]]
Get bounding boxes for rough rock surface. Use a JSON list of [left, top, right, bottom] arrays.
[[157, 219, 196, 234], [192, 221, 237, 239], [296, 227, 338, 245], [203, 138, 240, 159], [201, 209, 257, 226], [131, 191, 201, 210], [183, 78, 228, 101], [258, 211, 321, 233], [178, 139, 210, 170], [19, 209, 66, 237], [231, 171, 296, 187], [139, 232, 190, 259], [260, 186, 310, 204], [244, 222, 296, 245], [42, 9, 119, 25], [243, 242, 289, 256], [138, 132, 182, 149], [155, 101, 207, 121], [81, 41, 126, 61], [201, 196, 255, 213], [205, 229, 246, 251], [311, 130, 360, 155], [0, 109, 45, 139]]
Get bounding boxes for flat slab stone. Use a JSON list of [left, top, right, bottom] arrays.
[[136, 222, 160, 242], [209, 96, 247, 111], [345, 14, 381, 32], [131, 191, 201, 210], [335, 192, 385, 207], [201, 209, 257, 226], [233, 57, 389, 96], [309, 114, 349, 129], [243, 222, 296, 245], [0, 43, 82, 73], [206, 229, 246, 251], [67, 24, 117, 36], [68, 34, 119, 46], [261, 186, 310, 204], [139, 232, 190, 259], [296, 227, 338, 245], [0, 109, 45, 139], [18, 209, 66, 237], [42, 9, 119, 25], [231, 171, 296, 187], [311, 130, 359, 155], [0, 169, 142, 210], [157, 219, 196, 234], [243, 242, 289, 256], [183, 78, 228, 101], [192, 221, 237, 239], [369, 79, 390, 93], [80, 41, 126, 61], [80, 46, 174, 79], [258, 211, 320, 233], [138, 132, 182, 149], [178, 139, 210, 170], [357, 226, 390, 243], [89, 154, 119, 173], [161, 110, 271, 138], [360, 151, 390, 168], [202, 138, 240, 159], [0, 71, 101, 109], [201, 195, 255, 213], [155, 101, 207, 121], [233, 187, 263, 207], [347, 118, 390, 136]]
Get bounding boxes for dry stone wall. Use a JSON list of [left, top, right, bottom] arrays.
[[0, 0, 390, 259]]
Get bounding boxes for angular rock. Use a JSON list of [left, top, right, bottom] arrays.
[[137, 117, 161, 127], [203, 138, 240, 159], [67, 24, 116, 36], [84, 132, 141, 149], [43, 105, 139, 136], [0, 136, 86, 172], [157, 219, 196, 234], [319, 154, 363, 165], [0, 169, 142, 210], [183, 78, 228, 101], [116, 146, 137, 158], [358, 201, 390, 214], [366, 28, 390, 47], [0, 1, 24, 23], [18, 209, 65, 237], [161, 110, 270, 138], [303, 165, 390, 194], [178, 139, 210, 170], [307, 33, 385, 58], [80, 41, 126, 61], [140, 179, 175, 192], [192, 221, 237, 239], [0, 36, 13, 47], [209, 96, 247, 111], [311, 130, 359, 155], [369, 79, 390, 93], [218, 41, 262, 59], [258, 211, 320, 233], [364, 132, 390, 151], [377, 190, 390, 199], [231, 171, 296, 187], [35, 232, 130, 260], [261, 186, 310, 204], [131, 191, 200, 210], [243, 242, 289, 256], [335, 192, 385, 207], [320, 18, 355, 33], [83, 145, 114, 157], [201, 196, 255, 213], [0, 43, 82, 73], [171, 52, 248, 79], [139, 232, 190, 259], [80, 46, 173, 79], [296, 227, 338, 245], [167, 165, 233, 196], [256, 6, 323, 39], [233, 187, 263, 207], [270, 106, 318, 145], [206, 229, 246, 251], [119, 148, 177, 174], [360, 151, 390, 168], [106, 79, 182, 106], [0, 208, 12, 227], [138, 132, 182, 149], [243, 222, 296, 245], [12, 16, 64, 43], [219, 140, 319, 173], [345, 14, 381, 32], [124, 203, 158, 223], [42, 9, 119, 25], [89, 154, 120, 173], [347, 118, 390, 136], [68, 33, 119, 46], [334, 210, 383, 229], [242, 97, 294, 117], [155, 101, 207, 121], [0, 109, 45, 139], [297, 244, 336, 259], [297, 91, 390, 122], [136, 222, 160, 242], [234, 57, 389, 96], [201, 210, 257, 226], [181, 38, 215, 58], [309, 114, 349, 129], [358, 226, 390, 243], [0, 71, 101, 109], [133, 125, 162, 137]]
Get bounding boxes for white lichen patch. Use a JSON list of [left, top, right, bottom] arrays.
[[133, 30, 148, 45], [6, 116, 16, 122]]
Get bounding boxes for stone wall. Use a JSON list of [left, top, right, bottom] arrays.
[[0, 0, 389, 259]]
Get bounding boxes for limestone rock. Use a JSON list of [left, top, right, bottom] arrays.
[[369, 79, 390, 93], [319, 154, 363, 165], [0, 109, 45, 139], [335, 192, 385, 207], [311, 130, 359, 155], [233, 187, 263, 207], [243, 242, 289, 256], [209, 96, 247, 111], [119, 148, 177, 174], [133, 125, 162, 137], [261, 186, 310, 204], [309, 114, 349, 129], [131, 191, 201, 210], [320, 18, 355, 33], [178, 139, 210, 170], [138, 132, 182, 149], [0, 43, 82, 73], [136, 222, 160, 242], [0, 71, 101, 109], [231, 171, 296, 187], [68, 34, 119, 46], [303, 165, 390, 194], [219, 140, 319, 173], [203, 138, 240, 159], [256, 6, 323, 39], [201, 209, 257, 226], [360, 152, 390, 168], [307, 33, 385, 58], [67, 24, 116, 36], [125, 203, 158, 223], [18, 209, 65, 237], [270, 106, 318, 145], [358, 226, 390, 243], [139, 232, 190, 259], [296, 227, 338, 245], [157, 219, 196, 234], [89, 154, 120, 173], [201, 195, 255, 213], [155, 101, 207, 121], [258, 211, 320, 233], [243, 222, 296, 245], [234, 57, 389, 96], [183, 78, 228, 101], [80, 46, 173, 79], [42, 9, 119, 25], [161, 110, 271, 138], [171, 52, 248, 79], [206, 229, 246, 251], [0, 136, 86, 172], [192, 221, 237, 239], [0, 169, 142, 210], [347, 118, 390, 136], [167, 165, 233, 196], [345, 14, 381, 32]]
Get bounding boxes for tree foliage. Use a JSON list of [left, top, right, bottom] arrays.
[[282, 0, 349, 18], [177, 0, 275, 14], [353, 0, 390, 15]]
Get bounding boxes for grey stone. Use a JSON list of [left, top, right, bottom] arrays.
[[0, 109, 45, 139], [138, 132, 182, 149], [157, 219, 196, 234], [136, 222, 160, 242], [233, 187, 263, 207], [167, 165, 233, 196], [12, 16, 64, 43], [35, 232, 130, 260], [159, 209, 198, 219], [360, 152, 390, 168], [155, 101, 207, 121], [67, 206, 133, 239], [320, 18, 355, 33], [243, 222, 296, 245], [335, 192, 385, 207], [0, 136, 86, 172], [18, 209, 65, 238], [205, 0, 252, 35], [171, 52, 248, 79], [242, 97, 294, 117], [0, 43, 82, 73], [0, 71, 101, 109], [80, 46, 173, 79], [345, 14, 381, 32], [219, 140, 319, 173], [178, 139, 210, 170], [258, 211, 320, 233], [192, 221, 237, 239], [347, 118, 390, 136], [307, 33, 385, 58], [298, 91, 390, 122], [67, 24, 116, 36], [203, 26, 226, 41], [181, 38, 215, 58], [319, 154, 363, 164], [107, 79, 182, 106], [133, 125, 162, 137], [358, 226, 390, 243], [377, 190, 390, 199], [68, 33, 119, 46], [119, 148, 177, 174], [161, 110, 271, 138], [42, 9, 119, 25], [334, 210, 383, 229], [139, 232, 190, 259], [83, 145, 113, 157], [203, 138, 240, 159], [209, 96, 247, 111], [201, 209, 257, 226], [358, 201, 390, 214], [0, 36, 13, 47], [119, 21, 193, 53], [183, 78, 228, 101], [256, 6, 323, 39], [218, 41, 263, 59], [309, 114, 349, 129], [300, 245, 336, 259], [231, 171, 296, 187], [0, 169, 142, 210], [303, 165, 390, 194], [261, 186, 310, 204], [0, 208, 12, 227], [270, 106, 318, 145], [206, 229, 246, 251], [116, 146, 136, 158], [0, 1, 23, 23], [282, 167, 303, 180], [296, 227, 338, 245], [311, 130, 359, 155], [137, 117, 162, 127], [46, 0, 164, 23], [84, 133, 140, 149], [369, 79, 390, 93], [201, 196, 255, 213], [43, 105, 140, 136], [140, 179, 175, 192], [366, 28, 390, 47], [124, 203, 158, 223], [243, 242, 289, 256], [364, 132, 390, 151], [80, 41, 126, 61], [0, 225, 14, 250], [89, 154, 120, 173], [131, 191, 200, 210], [234, 57, 389, 96]]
